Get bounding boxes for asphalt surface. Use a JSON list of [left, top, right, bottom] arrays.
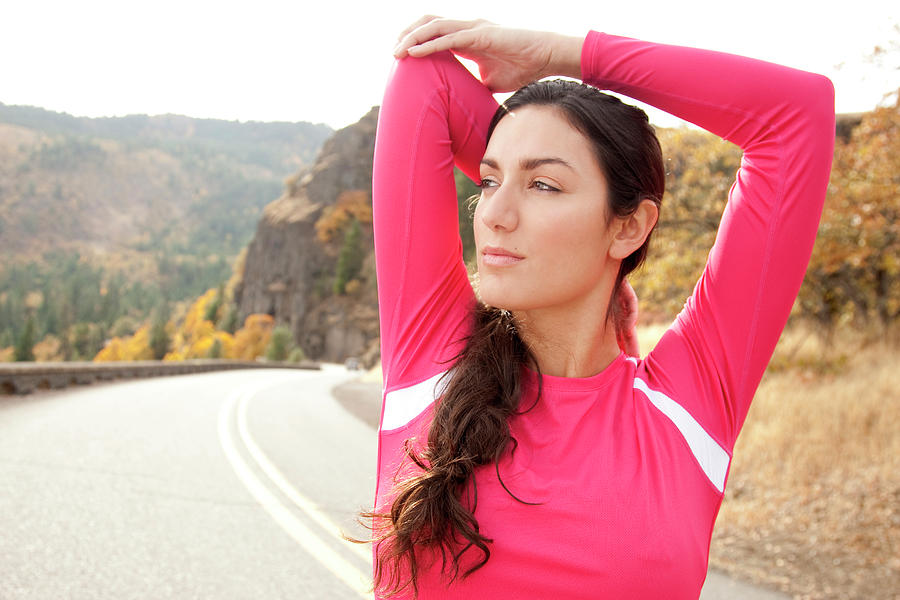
[[0, 367, 373, 599], [0, 368, 788, 599]]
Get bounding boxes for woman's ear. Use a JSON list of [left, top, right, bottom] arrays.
[[608, 199, 659, 260]]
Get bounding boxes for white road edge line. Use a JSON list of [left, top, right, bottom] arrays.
[[236, 378, 372, 563], [218, 378, 371, 598]]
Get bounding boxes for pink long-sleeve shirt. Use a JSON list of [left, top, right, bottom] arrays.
[[371, 32, 834, 599]]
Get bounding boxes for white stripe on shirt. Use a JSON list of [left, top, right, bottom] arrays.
[[381, 370, 450, 432], [633, 377, 731, 493], [381, 366, 730, 493]]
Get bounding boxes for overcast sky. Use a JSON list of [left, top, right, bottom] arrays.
[[2, 0, 898, 130]]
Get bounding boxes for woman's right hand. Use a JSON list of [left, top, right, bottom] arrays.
[[393, 16, 583, 92]]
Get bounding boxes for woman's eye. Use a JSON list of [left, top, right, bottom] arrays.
[[533, 180, 560, 192], [478, 178, 498, 189]]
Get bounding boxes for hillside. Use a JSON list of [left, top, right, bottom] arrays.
[[0, 103, 332, 358], [0, 103, 332, 262]]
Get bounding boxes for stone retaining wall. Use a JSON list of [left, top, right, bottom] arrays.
[[0, 360, 319, 395]]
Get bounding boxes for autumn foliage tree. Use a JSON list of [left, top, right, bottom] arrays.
[[94, 324, 154, 361], [626, 105, 898, 334], [315, 189, 372, 243], [230, 314, 274, 360], [630, 128, 742, 320], [800, 95, 900, 328], [93, 286, 279, 362]]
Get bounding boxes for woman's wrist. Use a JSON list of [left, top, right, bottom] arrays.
[[544, 33, 584, 80]]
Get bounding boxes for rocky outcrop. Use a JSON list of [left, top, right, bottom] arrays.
[[234, 107, 381, 365]]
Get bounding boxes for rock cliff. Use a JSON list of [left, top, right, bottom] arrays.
[[234, 107, 381, 365]]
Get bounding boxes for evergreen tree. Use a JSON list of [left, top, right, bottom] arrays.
[[207, 338, 223, 359], [265, 325, 293, 362], [204, 284, 224, 323], [221, 305, 239, 335], [14, 317, 36, 361], [67, 322, 103, 361], [149, 313, 170, 360], [334, 219, 363, 295]]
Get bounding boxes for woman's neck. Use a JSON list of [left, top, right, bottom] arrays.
[[514, 297, 622, 379]]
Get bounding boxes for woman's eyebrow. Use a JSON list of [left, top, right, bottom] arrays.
[[520, 157, 575, 171], [480, 156, 575, 171]]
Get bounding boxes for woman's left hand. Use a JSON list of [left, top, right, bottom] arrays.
[[393, 16, 582, 92]]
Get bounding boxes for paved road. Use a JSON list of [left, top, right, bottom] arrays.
[[0, 368, 787, 599], [0, 367, 373, 599]]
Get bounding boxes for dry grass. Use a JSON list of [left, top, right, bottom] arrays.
[[708, 326, 900, 599]]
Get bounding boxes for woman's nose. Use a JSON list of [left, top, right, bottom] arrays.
[[479, 185, 519, 232]]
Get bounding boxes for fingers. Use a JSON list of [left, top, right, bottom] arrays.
[[394, 17, 461, 57], [397, 14, 439, 42], [393, 17, 487, 58], [406, 30, 474, 58]]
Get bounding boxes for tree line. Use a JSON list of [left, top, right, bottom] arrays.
[[0, 251, 229, 361]]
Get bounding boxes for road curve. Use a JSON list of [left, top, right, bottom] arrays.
[[0, 367, 374, 600]]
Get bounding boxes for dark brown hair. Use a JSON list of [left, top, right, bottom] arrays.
[[366, 79, 665, 597]]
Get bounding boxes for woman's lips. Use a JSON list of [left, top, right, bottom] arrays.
[[481, 246, 524, 267]]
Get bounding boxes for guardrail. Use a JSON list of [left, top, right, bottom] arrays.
[[0, 360, 320, 395]]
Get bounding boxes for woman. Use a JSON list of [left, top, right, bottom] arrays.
[[368, 17, 834, 599]]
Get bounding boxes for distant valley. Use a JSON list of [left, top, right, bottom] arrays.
[[0, 102, 332, 357]]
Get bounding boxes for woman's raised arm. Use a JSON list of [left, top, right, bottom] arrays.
[[373, 50, 497, 424], [579, 32, 835, 450]]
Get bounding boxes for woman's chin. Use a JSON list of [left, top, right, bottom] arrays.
[[478, 283, 528, 312]]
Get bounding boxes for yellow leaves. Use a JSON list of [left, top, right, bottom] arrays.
[[632, 127, 742, 320], [94, 325, 153, 361], [183, 288, 218, 336], [643, 100, 899, 327], [167, 288, 231, 359], [127, 325, 154, 360], [231, 314, 274, 360], [95, 283, 279, 362], [804, 96, 900, 324], [188, 330, 235, 359], [315, 189, 372, 243], [344, 278, 362, 295], [95, 338, 127, 361], [33, 334, 64, 362]]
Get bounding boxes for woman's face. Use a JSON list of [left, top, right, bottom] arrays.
[[475, 105, 617, 313]]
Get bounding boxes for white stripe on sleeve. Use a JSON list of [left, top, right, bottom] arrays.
[[381, 370, 450, 432], [633, 377, 730, 493]]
